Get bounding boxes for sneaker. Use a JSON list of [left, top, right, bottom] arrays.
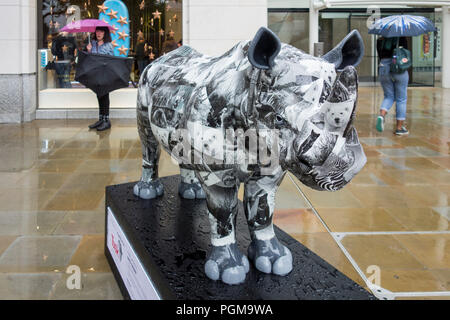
[[395, 126, 409, 136], [376, 116, 384, 132]]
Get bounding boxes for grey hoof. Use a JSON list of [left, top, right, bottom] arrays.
[[204, 260, 220, 281], [179, 181, 206, 200], [255, 256, 272, 274], [205, 243, 249, 285], [181, 189, 196, 200], [135, 184, 156, 199], [195, 187, 206, 199], [133, 180, 164, 200], [273, 248, 293, 276], [248, 237, 293, 276], [222, 266, 246, 285]]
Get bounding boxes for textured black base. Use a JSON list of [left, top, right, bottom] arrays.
[[105, 175, 376, 300]]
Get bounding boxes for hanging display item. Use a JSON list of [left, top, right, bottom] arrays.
[[133, 27, 367, 285], [99, 0, 130, 57]]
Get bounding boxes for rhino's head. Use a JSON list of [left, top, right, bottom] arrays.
[[247, 27, 366, 191]]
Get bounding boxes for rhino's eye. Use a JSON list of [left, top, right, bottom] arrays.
[[274, 114, 286, 127]]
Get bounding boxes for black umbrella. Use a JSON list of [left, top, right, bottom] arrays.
[[75, 51, 133, 97]]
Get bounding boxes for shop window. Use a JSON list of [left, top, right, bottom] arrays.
[[268, 11, 309, 53], [38, 0, 182, 90]]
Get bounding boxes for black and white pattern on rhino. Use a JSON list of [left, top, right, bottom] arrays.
[[134, 27, 367, 285]]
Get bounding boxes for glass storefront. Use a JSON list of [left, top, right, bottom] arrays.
[[37, 0, 182, 91], [268, 9, 309, 53], [268, 8, 439, 86]]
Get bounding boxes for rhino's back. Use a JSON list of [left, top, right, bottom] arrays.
[[137, 41, 254, 163]]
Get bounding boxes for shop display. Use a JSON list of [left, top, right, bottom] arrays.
[[99, 0, 131, 57], [39, 0, 182, 89], [134, 27, 366, 285]]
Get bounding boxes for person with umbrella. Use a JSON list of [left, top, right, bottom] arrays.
[[369, 15, 437, 136], [86, 26, 115, 131], [62, 19, 133, 131], [376, 35, 409, 136]]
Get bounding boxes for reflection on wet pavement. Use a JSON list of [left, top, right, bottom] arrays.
[[0, 86, 448, 299]]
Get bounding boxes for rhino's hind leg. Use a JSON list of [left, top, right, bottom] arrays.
[[133, 174, 163, 199], [134, 151, 164, 199], [202, 184, 249, 285], [244, 172, 293, 276], [178, 167, 206, 199], [134, 102, 163, 200]]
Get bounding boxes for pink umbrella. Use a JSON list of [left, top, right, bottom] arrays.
[[61, 19, 113, 33], [61, 19, 113, 45]]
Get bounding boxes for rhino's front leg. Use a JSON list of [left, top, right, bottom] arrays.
[[244, 170, 293, 276], [202, 183, 249, 285]]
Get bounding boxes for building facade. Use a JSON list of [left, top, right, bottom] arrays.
[[0, 0, 449, 123]]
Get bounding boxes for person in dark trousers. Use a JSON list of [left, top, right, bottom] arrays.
[[376, 36, 410, 135], [51, 32, 77, 88], [86, 27, 115, 131], [135, 35, 148, 76]]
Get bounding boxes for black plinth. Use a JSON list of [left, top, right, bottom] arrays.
[[105, 175, 376, 300]]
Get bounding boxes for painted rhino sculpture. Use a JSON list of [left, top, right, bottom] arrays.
[[134, 27, 367, 285]]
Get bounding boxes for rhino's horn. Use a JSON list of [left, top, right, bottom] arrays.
[[323, 30, 364, 72], [248, 27, 281, 70]]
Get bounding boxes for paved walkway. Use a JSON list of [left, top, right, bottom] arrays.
[[0, 86, 448, 299]]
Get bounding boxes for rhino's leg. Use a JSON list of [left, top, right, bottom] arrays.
[[202, 183, 249, 285], [178, 167, 206, 199], [244, 171, 293, 276], [133, 105, 163, 199]]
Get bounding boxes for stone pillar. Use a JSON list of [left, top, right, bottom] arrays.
[[442, 5, 450, 88], [183, 0, 268, 56], [0, 0, 37, 123]]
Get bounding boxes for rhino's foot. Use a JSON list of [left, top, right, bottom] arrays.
[[248, 237, 292, 276], [133, 180, 164, 199], [178, 181, 206, 199], [204, 243, 250, 285]]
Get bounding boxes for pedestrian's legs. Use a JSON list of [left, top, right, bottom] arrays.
[[64, 63, 72, 88], [137, 60, 145, 76], [393, 71, 409, 121], [98, 94, 110, 118], [377, 59, 395, 132], [96, 94, 111, 131], [54, 63, 65, 88], [379, 75, 395, 114], [89, 94, 110, 130], [392, 70, 409, 134]]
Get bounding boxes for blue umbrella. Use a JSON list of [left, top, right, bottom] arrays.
[[369, 15, 436, 37]]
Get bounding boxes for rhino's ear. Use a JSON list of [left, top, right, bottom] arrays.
[[323, 30, 364, 72], [248, 27, 281, 70]]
